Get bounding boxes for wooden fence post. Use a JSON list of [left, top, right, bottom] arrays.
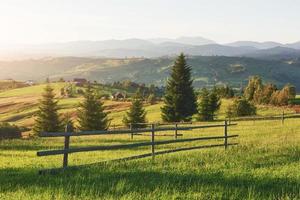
[[63, 123, 72, 169], [282, 111, 285, 125], [151, 124, 155, 157], [130, 123, 133, 139], [174, 123, 178, 140], [224, 120, 228, 150]]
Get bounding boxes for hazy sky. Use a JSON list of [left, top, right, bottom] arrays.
[[0, 0, 299, 45]]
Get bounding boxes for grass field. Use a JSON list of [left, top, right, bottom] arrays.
[[1, 118, 300, 199], [1, 84, 300, 199]]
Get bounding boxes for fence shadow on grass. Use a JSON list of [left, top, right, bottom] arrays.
[[0, 160, 299, 199]]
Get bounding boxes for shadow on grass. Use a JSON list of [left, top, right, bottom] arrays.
[[0, 161, 299, 199]]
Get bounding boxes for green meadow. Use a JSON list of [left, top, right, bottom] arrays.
[[0, 84, 300, 199]]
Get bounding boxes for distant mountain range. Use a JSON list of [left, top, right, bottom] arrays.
[[1, 36, 300, 60]]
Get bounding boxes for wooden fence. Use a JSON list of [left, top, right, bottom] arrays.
[[37, 121, 238, 173], [228, 112, 300, 124]]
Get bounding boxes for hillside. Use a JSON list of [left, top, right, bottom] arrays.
[[1, 56, 300, 89], [0, 83, 162, 129]]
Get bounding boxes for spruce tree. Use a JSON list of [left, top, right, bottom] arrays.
[[123, 95, 147, 129], [197, 88, 211, 121], [197, 87, 221, 121], [77, 84, 109, 131], [161, 53, 197, 122], [208, 87, 221, 120], [33, 84, 62, 133]]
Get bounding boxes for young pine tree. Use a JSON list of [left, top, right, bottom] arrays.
[[161, 53, 197, 122], [197, 88, 211, 121], [123, 95, 147, 129], [77, 84, 109, 131], [208, 87, 221, 119], [33, 84, 62, 134], [197, 87, 221, 121]]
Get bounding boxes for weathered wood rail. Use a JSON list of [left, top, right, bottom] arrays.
[[37, 121, 238, 173], [228, 112, 300, 124]]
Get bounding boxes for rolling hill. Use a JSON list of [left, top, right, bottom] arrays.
[[1, 56, 300, 89], [241, 47, 300, 60]]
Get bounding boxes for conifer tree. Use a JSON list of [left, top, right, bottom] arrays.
[[197, 88, 211, 121], [197, 87, 221, 121], [77, 84, 109, 131], [33, 84, 62, 133], [161, 53, 197, 122], [123, 94, 147, 129]]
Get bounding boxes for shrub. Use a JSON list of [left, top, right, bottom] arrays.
[[0, 123, 22, 139], [226, 98, 256, 117]]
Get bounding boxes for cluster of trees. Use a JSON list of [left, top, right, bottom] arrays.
[[60, 84, 84, 98], [224, 75, 296, 118], [226, 98, 256, 118], [34, 84, 109, 133], [110, 80, 164, 98], [215, 85, 235, 98], [244, 76, 296, 106]]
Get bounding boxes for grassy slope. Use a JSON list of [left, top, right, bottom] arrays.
[[0, 119, 299, 199]]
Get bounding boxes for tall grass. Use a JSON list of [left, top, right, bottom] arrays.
[[0, 118, 299, 199]]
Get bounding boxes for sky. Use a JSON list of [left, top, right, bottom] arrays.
[[0, 0, 299, 45]]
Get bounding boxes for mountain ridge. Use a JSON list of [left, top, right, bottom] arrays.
[[0, 37, 300, 60]]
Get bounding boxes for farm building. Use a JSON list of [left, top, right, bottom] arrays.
[[25, 80, 35, 86], [112, 92, 126, 100]]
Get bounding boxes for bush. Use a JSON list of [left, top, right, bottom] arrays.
[[226, 98, 256, 118], [0, 123, 22, 139], [288, 98, 300, 105]]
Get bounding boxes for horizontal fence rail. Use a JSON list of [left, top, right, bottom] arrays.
[[37, 121, 238, 173], [37, 135, 239, 156], [39, 123, 237, 137], [228, 113, 300, 124]]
